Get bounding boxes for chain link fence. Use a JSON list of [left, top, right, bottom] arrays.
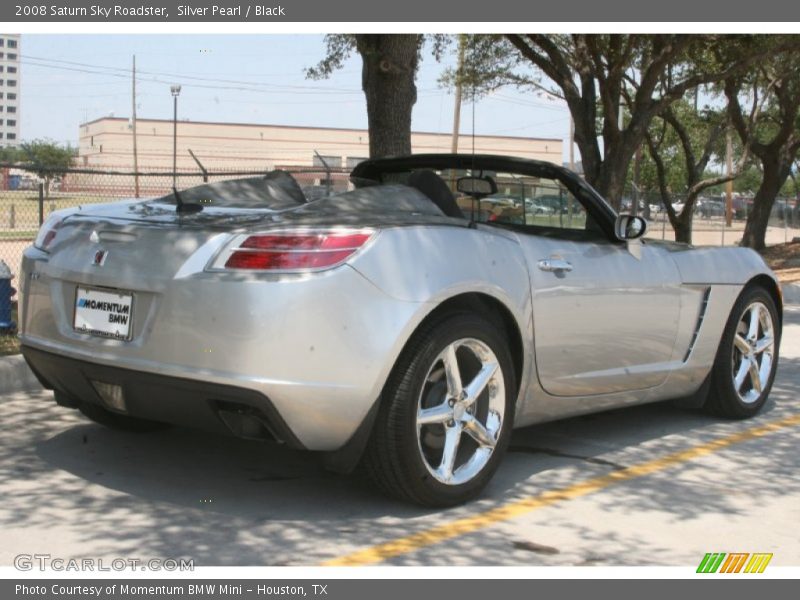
[[625, 188, 800, 247], [2, 165, 798, 352]]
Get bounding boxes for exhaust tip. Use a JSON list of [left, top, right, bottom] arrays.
[[215, 401, 282, 443], [91, 381, 126, 412]]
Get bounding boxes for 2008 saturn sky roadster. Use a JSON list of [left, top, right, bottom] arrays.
[[19, 154, 781, 506]]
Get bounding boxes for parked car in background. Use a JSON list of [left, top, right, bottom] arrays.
[[733, 196, 751, 220], [620, 198, 649, 214], [770, 199, 797, 222], [525, 199, 556, 215], [697, 197, 726, 218]]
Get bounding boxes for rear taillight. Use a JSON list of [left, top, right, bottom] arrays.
[[213, 230, 375, 272], [34, 209, 77, 252]]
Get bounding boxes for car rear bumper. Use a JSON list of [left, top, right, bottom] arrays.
[[19, 245, 430, 450], [22, 345, 304, 447]]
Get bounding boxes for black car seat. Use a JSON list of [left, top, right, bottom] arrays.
[[407, 170, 464, 219]]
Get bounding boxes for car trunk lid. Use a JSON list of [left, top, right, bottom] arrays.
[[44, 181, 453, 284]]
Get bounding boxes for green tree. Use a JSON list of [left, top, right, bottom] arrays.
[[643, 102, 750, 244], [19, 139, 76, 200], [723, 46, 800, 249], [0, 146, 21, 163], [781, 161, 800, 199], [733, 165, 764, 195], [451, 35, 800, 209]]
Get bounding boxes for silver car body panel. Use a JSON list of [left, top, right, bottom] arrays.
[[19, 155, 781, 450]]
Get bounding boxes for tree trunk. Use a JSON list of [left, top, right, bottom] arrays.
[[591, 155, 630, 210], [740, 159, 790, 250], [674, 213, 693, 244], [355, 35, 419, 159]]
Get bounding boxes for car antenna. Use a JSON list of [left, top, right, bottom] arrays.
[[173, 186, 203, 214]]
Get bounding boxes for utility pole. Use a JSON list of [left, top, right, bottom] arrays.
[[132, 55, 140, 198], [170, 85, 181, 189], [634, 145, 643, 218], [568, 115, 575, 171], [725, 129, 734, 227], [450, 35, 466, 154]]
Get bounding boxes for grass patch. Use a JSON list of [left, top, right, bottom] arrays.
[[0, 191, 113, 233], [0, 231, 36, 241]]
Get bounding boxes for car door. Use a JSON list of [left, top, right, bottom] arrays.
[[500, 178, 683, 397], [439, 162, 683, 398], [522, 232, 682, 396]]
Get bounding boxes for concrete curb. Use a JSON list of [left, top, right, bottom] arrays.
[[782, 282, 800, 306], [0, 354, 41, 395]]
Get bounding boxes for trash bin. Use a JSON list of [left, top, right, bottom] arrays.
[[0, 260, 17, 331]]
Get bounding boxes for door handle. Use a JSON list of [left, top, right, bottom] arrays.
[[538, 258, 573, 273]]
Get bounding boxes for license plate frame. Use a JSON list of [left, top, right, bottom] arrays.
[[73, 286, 135, 341]]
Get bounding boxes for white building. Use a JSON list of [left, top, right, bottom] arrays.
[[0, 34, 21, 147], [79, 117, 563, 172]]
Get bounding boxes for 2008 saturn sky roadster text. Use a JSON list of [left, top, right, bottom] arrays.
[[18, 154, 782, 506]]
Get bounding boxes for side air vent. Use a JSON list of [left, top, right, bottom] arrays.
[[683, 287, 711, 362]]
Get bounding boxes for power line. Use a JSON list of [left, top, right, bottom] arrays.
[[20, 59, 364, 96], [20, 54, 443, 96], [21, 54, 363, 94], [484, 116, 570, 135], [491, 93, 567, 112]]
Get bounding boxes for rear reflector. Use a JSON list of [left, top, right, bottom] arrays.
[[223, 231, 373, 272]]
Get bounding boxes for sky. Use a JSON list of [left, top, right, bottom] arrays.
[[17, 34, 571, 159]]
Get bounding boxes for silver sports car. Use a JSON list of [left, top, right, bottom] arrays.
[[19, 154, 782, 506]]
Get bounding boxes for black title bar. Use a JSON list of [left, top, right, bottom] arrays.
[[3, 0, 800, 22]]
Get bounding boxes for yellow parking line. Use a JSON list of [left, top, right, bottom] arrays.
[[324, 412, 800, 566]]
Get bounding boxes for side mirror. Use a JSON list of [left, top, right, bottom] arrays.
[[614, 214, 647, 240], [456, 176, 497, 198]]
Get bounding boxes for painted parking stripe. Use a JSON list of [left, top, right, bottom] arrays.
[[324, 412, 800, 566]]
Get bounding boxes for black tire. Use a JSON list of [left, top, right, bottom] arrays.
[[705, 285, 780, 419], [364, 312, 516, 507], [78, 403, 171, 433]]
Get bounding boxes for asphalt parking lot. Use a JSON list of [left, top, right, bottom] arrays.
[[1, 308, 799, 568]]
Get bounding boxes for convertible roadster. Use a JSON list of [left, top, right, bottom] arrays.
[[19, 154, 781, 506]]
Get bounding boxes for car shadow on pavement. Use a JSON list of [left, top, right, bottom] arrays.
[[4, 353, 798, 565]]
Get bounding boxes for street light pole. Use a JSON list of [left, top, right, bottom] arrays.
[[170, 84, 181, 188]]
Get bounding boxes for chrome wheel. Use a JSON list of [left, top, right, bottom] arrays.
[[416, 338, 505, 486], [731, 301, 775, 404]]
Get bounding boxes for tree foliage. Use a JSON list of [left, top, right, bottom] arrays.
[[18, 139, 76, 199], [722, 39, 800, 249], [643, 101, 739, 243], [0, 146, 21, 163], [442, 34, 800, 213]]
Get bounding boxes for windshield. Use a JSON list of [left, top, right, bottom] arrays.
[[354, 167, 589, 230]]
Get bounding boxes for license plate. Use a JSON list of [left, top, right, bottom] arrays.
[[74, 287, 134, 340]]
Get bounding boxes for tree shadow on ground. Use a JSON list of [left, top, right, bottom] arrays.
[[2, 326, 799, 566]]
